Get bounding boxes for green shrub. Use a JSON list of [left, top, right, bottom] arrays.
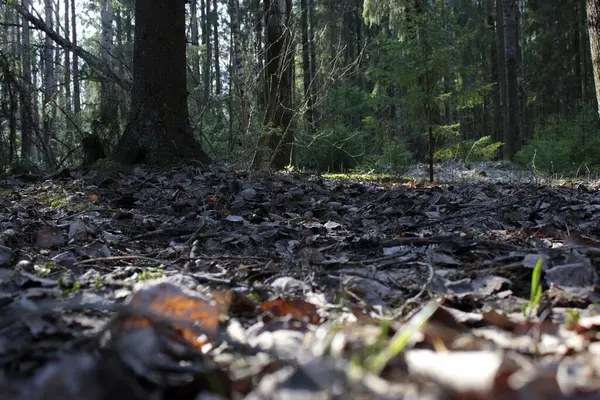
[[380, 138, 412, 173], [296, 123, 367, 172], [516, 109, 600, 174], [435, 135, 503, 163]]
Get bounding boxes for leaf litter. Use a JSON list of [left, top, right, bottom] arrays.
[[1, 163, 600, 398]]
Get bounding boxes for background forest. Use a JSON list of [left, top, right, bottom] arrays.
[[0, 0, 599, 176]]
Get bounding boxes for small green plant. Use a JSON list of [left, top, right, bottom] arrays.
[[564, 309, 581, 329], [94, 276, 103, 290], [137, 268, 165, 281], [523, 257, 544, 318], [379, 138, 412, 174], [363, 301, 439, 376], [58, 277, 81, 297]]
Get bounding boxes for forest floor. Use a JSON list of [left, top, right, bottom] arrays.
[[1, 161, 600, 399]]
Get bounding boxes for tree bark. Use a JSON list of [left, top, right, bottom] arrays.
[[308, 0, 318, 125], [190, 0, 203, 117], [503, 0, 520, 160], [201, 0, 211, 102], [99, 0, 119, 143], [300, 0, 314, 132], [113, 0, 211, 166], [212, 0, 221, 95], [252, 0, 294, 169], [20, 0, 32, 161], [229, 0, 248, 134], [43, 0, 56, 166], [71, 0, 80, 113], [587, 0, 600, 115], [63, 0, 71, 114]]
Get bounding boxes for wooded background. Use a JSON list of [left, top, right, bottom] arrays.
[[2, 0, 600, 174]]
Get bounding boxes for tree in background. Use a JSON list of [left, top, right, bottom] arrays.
[[502, 0, 521, 160], [0, 0, 598, 174], [252, 0, 295, 169], [113, 0, 211, 165]]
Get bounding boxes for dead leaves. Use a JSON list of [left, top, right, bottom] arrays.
[[6, 163, 600, 398]]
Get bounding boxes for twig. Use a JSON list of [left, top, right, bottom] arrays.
[[74, 255, 167, 266], [393, 258, 435, 318]]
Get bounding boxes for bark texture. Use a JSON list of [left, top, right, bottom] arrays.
[[114, 0, 211, 166], [587, 0, 600, 115], [252, 0, 294, 169]]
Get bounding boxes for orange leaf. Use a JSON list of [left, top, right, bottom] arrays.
[[258, 298, 320, 324], [121, 282, 223, 347]]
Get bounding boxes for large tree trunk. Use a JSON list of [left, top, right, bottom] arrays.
[[252, 0, 294, 169], [502, 0, 520, 160], [113, 0, 211, 166], [587, 0, 600, 115]]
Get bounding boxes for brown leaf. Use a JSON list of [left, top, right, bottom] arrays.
[[120, 282, 224, 347], [258, 298, 321, 324]]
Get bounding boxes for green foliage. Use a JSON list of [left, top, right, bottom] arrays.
[[364, 302, 438, 375], [297, 123, 367, 172], [137, 268, 165, 281], [435, 136, 503, 163], [296, 83, 371, 172], [524, 258, 543, 318], [358, 138, 412, 174], [515, 109, 600, 174]]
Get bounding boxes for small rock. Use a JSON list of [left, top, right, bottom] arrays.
[[326, 201, 342, 210], [68, 219, 88, 241], [0, 245, 13, 267], [34, 226, 65, 248], [53, 251, 77, 268], [240, 188, 257, 200]]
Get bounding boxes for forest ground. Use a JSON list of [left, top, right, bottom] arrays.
[[1, 161, 600, 399]]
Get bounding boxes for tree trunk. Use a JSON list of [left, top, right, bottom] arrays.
[[43, 0, 56, 166], [71, 0, 80, 113], [212, 0, 221, 96], [63, 0, 71, 114], [252, 0, 294, 169], [487, 0, 499, 143], [229, 0, 248, 134], [20, 0, 32, 161], [503, 0, 520, 160], [201, 0, 211, 103], [578, 0, 588, 106], [300, 0, 314, 132], [308, 0, 318, 125], [190, 0, 202, 116], [587, 0, 600, 115], [113, 0, 211, 166], [99, 0, 119, 143]]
